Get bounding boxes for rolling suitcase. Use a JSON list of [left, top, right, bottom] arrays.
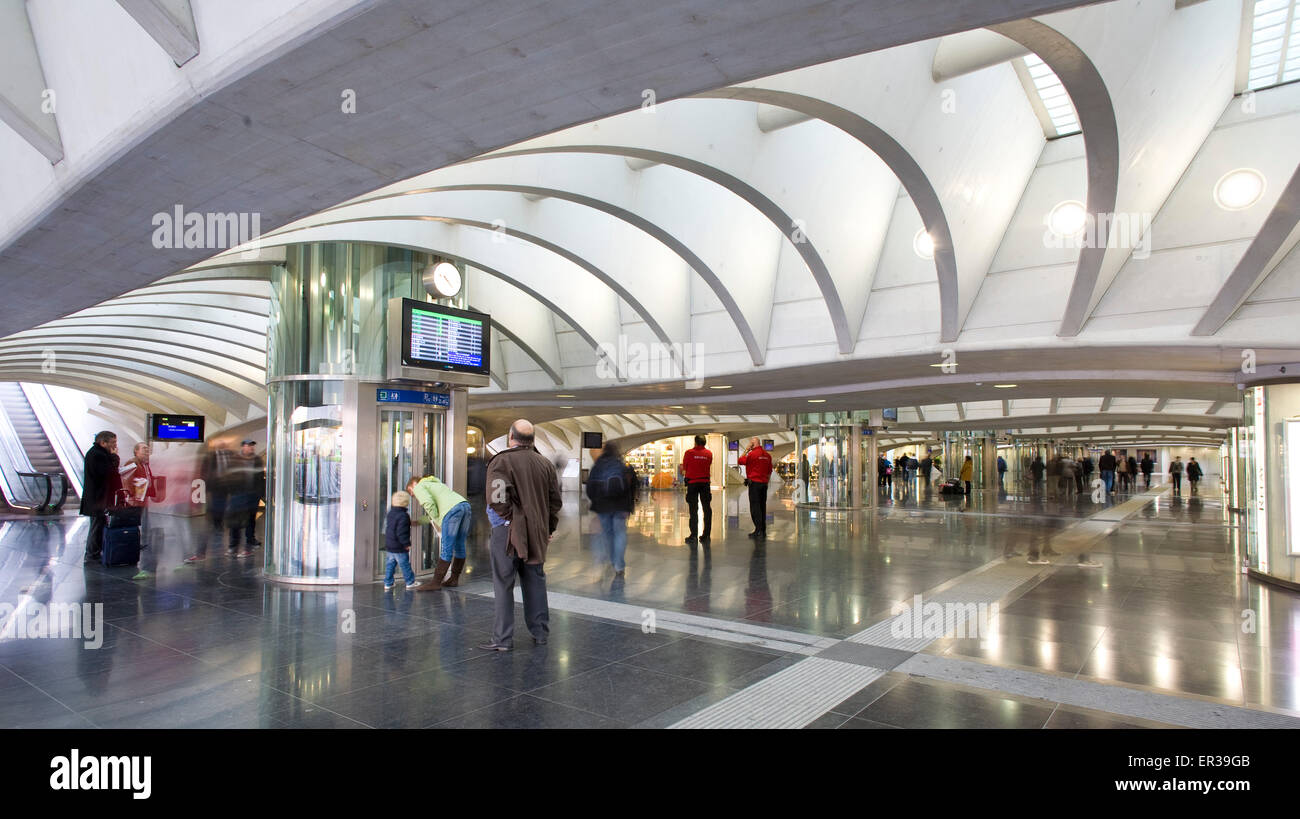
[[102, 525, 141, 567], [102, 491, 142, 567]]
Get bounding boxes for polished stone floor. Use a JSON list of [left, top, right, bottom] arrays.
[[0, 479, 1294, 729]]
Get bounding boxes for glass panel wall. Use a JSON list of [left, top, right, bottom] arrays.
[[265, 242, 434, 582], [418, 411, 445, 571], [1241, 383, 1300, 583], [377, 409, 414, 578], [269, 243, 432, 379], [265, 380, 344, 581]]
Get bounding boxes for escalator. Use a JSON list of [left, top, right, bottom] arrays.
[[0, 383, 81, 513]]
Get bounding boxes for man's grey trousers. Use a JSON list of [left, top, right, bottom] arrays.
[[488, 524, 549, 647]]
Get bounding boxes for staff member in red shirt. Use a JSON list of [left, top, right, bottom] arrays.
[[739, 437, 774, 539], [680, 435, 713, 545]]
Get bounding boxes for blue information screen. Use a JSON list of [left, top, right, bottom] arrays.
[[150, 414, 205, 442], [376, 389, 450, 407], [158, 423, 201, 440]]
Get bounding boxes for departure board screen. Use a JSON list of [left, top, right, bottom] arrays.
[[400, 300, 491, 376], [149, 414, 205, 442]]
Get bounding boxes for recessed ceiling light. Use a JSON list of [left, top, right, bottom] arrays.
[[808, 399, 827, 403], [1047, 200, 1088, 237], [1214, 168, 1265, 211], [993, 384, 1018, 388], [669, 405, 684, 409], [555, 394, 575, 398], [558, 405, 573, 409], [709, 385, 732, 390], [928, 362, 956, 368], [913, 229, 935, 259]]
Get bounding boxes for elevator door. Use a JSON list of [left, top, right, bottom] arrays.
[[376, 409, 446, 579]]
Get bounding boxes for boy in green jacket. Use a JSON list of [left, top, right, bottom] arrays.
[[405, 474, 472, 590]]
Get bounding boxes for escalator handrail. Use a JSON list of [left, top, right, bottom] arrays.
[[15, 471, 53, 513], [20, 383, 84, 497], [0, 396, 39, 509]]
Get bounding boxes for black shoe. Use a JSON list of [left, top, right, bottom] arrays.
[[477, 642, 511, 652], [533, 637, 548, 646], [685, 536, 698, 545], [699, 535, 710, 544], [246, 538, 261, 546]]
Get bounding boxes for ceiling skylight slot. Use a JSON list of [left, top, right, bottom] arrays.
[[1016, 54, 1081, 138], [1246, 0, 1300, 90]]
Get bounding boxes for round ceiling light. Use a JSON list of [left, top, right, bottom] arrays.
[[1214, 168, 1265, 211], [913, 229, 935, 259], [1047, 200, 1088, 237]]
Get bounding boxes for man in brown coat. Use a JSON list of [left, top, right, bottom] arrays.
[[479, 419, 563, 651]]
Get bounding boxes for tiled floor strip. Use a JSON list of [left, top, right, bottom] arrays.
[[898, 654, 1300, 729], [466, 584, 840, 655], [668, 658, 884, 729]]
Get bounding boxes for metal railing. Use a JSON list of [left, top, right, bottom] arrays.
[[13, 472, 69, 514]]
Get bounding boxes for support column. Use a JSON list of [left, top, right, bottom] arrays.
[[982, 435, 996, 494], [865, 431, 878, 509], [850, 424, 862, 508], [447, 388, 468, 496]]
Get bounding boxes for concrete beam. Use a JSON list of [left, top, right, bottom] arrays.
[[1191, 162, 1300, 336], [0, 0, 63, 162], [116, 0, 199, 65]]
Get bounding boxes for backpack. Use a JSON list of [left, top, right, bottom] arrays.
[[587, 458, 627, 501]]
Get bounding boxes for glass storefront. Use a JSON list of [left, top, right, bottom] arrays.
[[1238, 383, 1300, 583]]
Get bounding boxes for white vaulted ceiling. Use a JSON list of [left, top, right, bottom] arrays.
[[3, 0, 1298, 444]]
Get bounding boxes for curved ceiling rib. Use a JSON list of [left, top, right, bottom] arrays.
[[232, 219, 624, 379], [253, 216, 678, 353], [0, 338, 265, 390], [276, 190, 695, 351], [987, 20, 1116, 339], [1192, 161, 1300, 335], [470, 146, 854, 355], [320, 181, 766, 366], [0, 351, 250, 415], [466, 302, 563, 387], [695, 86, 960, 343]]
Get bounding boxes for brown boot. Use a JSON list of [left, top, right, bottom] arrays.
[[417, 560, 450, 591], [443, 557, 466, 587]]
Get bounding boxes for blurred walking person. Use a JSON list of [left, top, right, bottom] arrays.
[[119, 442, 159, 577], [587, 442, 637, 577], [1187, 457, 1203, 495], [225, 439, 264, 557]]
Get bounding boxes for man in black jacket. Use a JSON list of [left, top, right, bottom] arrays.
[[80, 430, 121, 563]]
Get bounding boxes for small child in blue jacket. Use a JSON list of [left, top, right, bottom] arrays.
[[384, 491, 422, 591]]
